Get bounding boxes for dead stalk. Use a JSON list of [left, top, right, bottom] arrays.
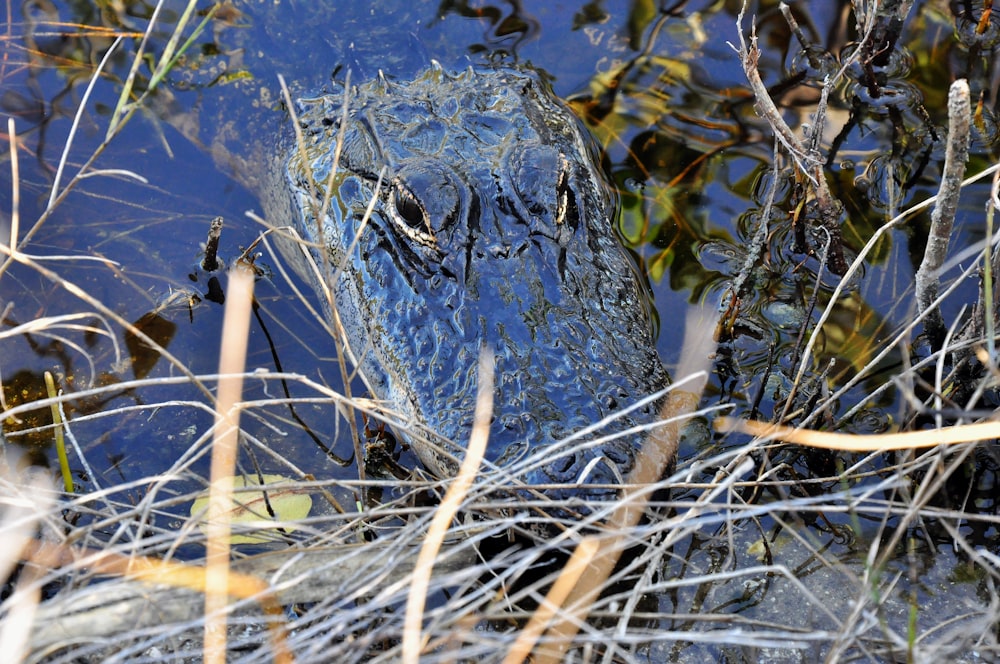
[[915, 79, 972, 341]]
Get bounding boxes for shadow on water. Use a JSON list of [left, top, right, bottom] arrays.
[[3, 0, 1000, 661]]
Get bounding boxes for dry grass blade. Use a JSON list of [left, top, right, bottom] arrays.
[[402, 349, 493, 663], [276, 72, 371, 482], [717, 415, 1000, 451], [501, 537, 599, 664], [533, 305, 717, 662], [0, 466, 54, 664], [6, 118, 19, 254], [45, 36, 122, 212], [204, 266, 256, 663]]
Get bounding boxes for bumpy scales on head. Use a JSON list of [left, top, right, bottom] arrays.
[[279, 64, 668, 504]]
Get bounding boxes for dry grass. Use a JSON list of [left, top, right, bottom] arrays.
[[2, 1, 1000, 662]]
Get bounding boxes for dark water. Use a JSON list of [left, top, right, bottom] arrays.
[[2, 0, 1000, 660]]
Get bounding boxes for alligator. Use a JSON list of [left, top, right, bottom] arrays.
[[266, 64, 670, 507]]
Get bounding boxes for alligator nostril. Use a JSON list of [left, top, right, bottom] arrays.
[[601, 442, 633, 468], [549, 452, 576, 476]]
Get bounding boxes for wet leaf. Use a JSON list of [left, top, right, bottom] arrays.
[[125, 311, 177, 379], [190, 474, 313, 545]]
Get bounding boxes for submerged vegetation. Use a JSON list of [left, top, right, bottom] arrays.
[[2, 0, 1000, 661]]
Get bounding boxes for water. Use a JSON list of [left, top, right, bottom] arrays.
[[2, 1, 1000, 660]]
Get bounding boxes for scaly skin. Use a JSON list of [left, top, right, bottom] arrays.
[[273, 65, 669, 504]]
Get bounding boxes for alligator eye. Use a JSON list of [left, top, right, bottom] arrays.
[[388, 180, 438, 248], [554, 161, 574, 227], [508, 144, 578, 232], [388, 165, 462, 249], [393, 185, 426, 229]]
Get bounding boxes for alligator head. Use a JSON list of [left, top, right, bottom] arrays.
[[273, 64, 669, 507]]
